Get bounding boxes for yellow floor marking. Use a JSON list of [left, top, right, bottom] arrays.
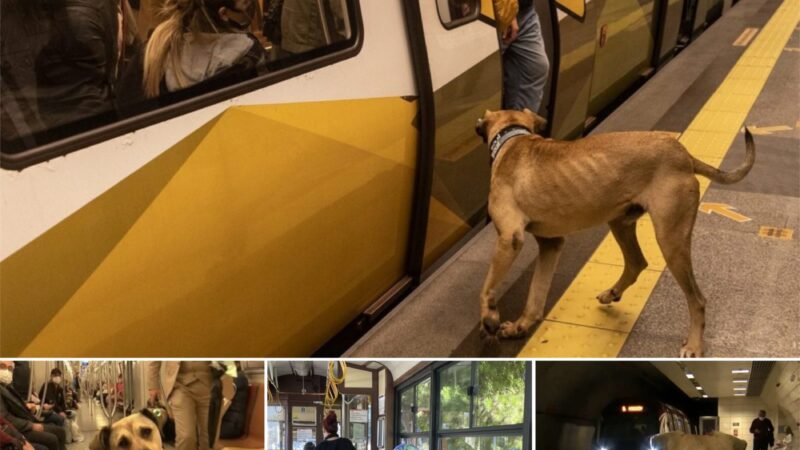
[[733, 27, 759, 46], [747, 124, 793, 134], [518, 0, 799, 357], [699, 202, 752, 222], [758, 226, 794, 240]]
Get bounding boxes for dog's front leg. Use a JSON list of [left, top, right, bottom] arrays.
[[480, 229, 525, 339], [498, 235, 564, 339]]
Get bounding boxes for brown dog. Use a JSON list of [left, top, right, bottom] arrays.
[[89, 409, 165, 450], [475, 109, 755, 357]]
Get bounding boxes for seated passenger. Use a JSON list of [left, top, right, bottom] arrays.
[[142, 0, 267, 97], [0, 362, 67, 450], [280, 0, 347, 56], [37, 369, 67, 428], [219, 362, 249, 439], [1, 415, 49, 450]]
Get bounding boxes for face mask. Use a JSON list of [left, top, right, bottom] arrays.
[[52, 377, 62, 384], [759, 417, 765, 420], [0, 370, 12, 385]]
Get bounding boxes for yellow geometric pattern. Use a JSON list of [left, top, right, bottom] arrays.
[[519, 0, 799, 357], [1, 97, 418, 357]]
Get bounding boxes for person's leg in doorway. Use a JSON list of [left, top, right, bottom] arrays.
[[502, 5, 550, 112], [191, 381, 212, 450], [171, 384, 199, 450]]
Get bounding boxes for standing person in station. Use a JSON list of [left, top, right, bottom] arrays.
[[315, 411, 355, 450], [495, 0, 550, 113], [147, 362, 214, 450], [750, 410, 775, 450]]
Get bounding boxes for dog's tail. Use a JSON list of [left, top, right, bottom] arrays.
[[692, 127, 755, 184]]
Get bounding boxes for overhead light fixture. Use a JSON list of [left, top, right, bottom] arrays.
[[686, 373, 695, 379], [696, 386, 703, 390], [702, 394, 709, 398], [735, 393, 746, 397], [734, 387, 747, 391], [732, 369, 750, 374], [733, 380, 748, 383]]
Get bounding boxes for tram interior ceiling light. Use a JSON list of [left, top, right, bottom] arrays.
[[733, 380, 748, 383], [686, 373, 695, 379], [702, 394, 709, 398], [732, 369, 750, 374], [621, 405, 644, 413], [696, 386, 704, 390]]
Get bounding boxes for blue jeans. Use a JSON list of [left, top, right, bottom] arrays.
[[43, 412, 65, 427], [502, 6, 550, 112]]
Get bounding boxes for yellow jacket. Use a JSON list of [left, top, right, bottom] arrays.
[[493, 0, 519, 34]]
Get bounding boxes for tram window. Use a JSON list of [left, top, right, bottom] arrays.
[[0, 0, 360, 169], [435, 0, 480, 29], [439, 362, 472, 430], [474, 361, 525, 427], [440, 435, 522, 450], [268, 404, 287, 450]]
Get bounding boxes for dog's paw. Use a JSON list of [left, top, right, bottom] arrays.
[[497, 320, 531, 339], [680, 343, 703, 358], [596, 288, 621, 305]]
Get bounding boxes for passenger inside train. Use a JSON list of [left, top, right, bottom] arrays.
[[537, 360, 800, 450], [0, 0, 354, 154], [0, 361, 265, 450], [267, 360, 532, 450]]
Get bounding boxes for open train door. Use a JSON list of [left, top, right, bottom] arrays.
[[414, 0, 503, 274]]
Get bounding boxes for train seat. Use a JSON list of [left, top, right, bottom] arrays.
[[218, 383, 264, 450]]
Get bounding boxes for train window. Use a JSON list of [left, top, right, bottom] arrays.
[[399, 376, 432, 450], [474, 361, 526, 427], [554, 0, 586, 20], [435, 0, 480, 29], [268, 404, 287, 450], [0, 0, 361, 170], [439, 362, 472, 430], [440, 435, 523, 450]]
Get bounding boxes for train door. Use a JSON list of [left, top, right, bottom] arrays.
[[416, 0, 503, 272], [586, 0, 658, 122], [0, 1, 421, 356]]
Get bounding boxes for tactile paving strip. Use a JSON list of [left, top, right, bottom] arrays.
[[519, 0, 800, 357]]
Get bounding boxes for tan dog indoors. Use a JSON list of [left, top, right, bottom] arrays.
[[475, 109, 756, 357], [89, 409, 165, 450]]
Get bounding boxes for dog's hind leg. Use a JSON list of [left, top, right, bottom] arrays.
[[480, 214, 527, 338], [649, 179, 707, 357], [597, 216, 649, 304], [498, 235, 564, 339]]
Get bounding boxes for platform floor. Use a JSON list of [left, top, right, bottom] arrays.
[[346, 0, 800, 358]]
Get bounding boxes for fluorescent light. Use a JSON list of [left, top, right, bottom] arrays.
[[735, 393, 746, 397], [686, 373, 695, 379], [734, 388, 747, 391], [702, 394, 709, 398], [696, 386, 704, 390], [733, 380, 748, 383], [732, 369, 750, 374]]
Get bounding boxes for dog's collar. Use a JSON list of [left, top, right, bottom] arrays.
[[489, 125, 531, 163]]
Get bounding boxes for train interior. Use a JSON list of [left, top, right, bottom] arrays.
[[537, 360, 800, 450], [6, 361, 265, 450], [267, 361, 532, 450]]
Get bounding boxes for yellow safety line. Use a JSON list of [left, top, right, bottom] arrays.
[[519, 0, 800, 357]]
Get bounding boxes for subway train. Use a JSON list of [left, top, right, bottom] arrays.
[[537, 361, 800, 450], [596, 399, 693, 450], [0, 0, 735, 356], [0, 361, 265, 450]]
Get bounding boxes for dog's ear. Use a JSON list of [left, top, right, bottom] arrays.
[[522, 108, 548, 134], [89, 426, 111, 450]]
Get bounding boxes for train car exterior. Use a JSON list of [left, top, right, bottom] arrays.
[[0, 0, 726, 356], [597, 399, 694, 450]]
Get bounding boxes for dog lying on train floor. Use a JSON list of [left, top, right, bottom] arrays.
[[89, 409, 166, 450], [475, 108, 756, 357], [651, 431, 748, 450]]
